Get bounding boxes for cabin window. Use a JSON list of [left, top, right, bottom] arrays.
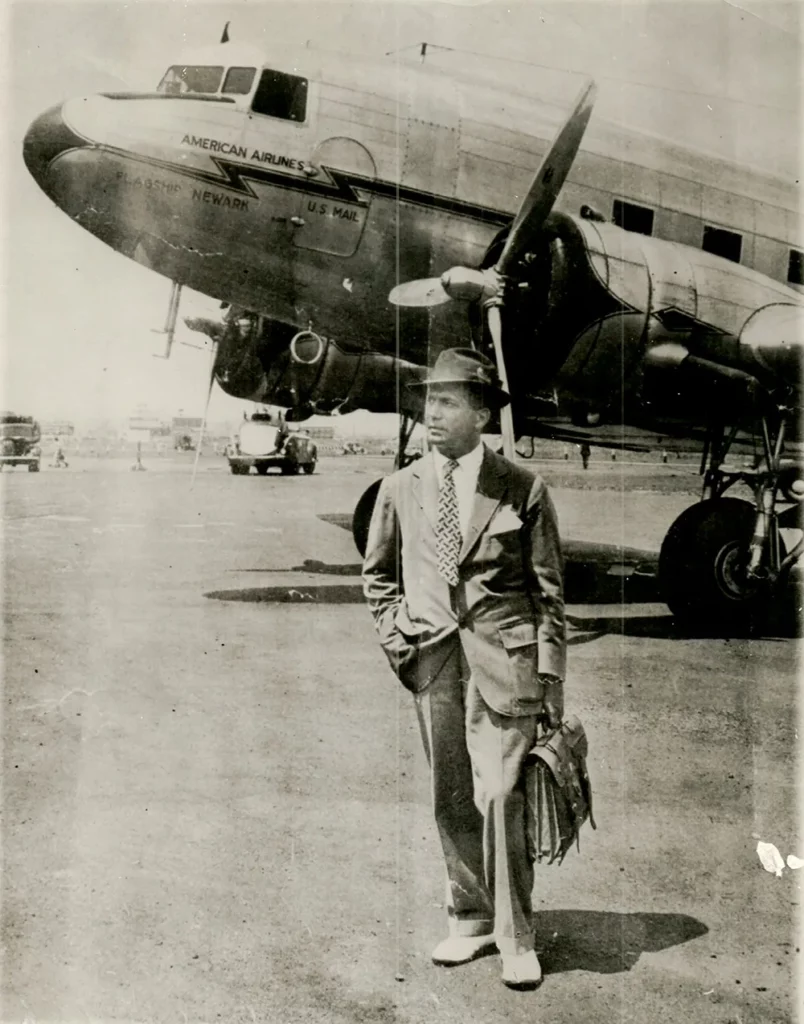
[[251, 69, 308, 122], [788, 249, 803, 286], [222, 67, 256, 95], [702, 225, 742, 263], [612, 199, 654, 236], [158, 65, 223, 96]]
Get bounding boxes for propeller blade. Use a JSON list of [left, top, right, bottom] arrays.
[[497, 78, 597, 276], [191, 340, 219, 488], [486, 304, 516, 461], [388, 278, 450, 308]]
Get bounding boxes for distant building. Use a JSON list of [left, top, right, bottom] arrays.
[[41, 420, 74, 438], [298, 423, 335, 440]]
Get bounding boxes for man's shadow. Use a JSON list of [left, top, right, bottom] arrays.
[[534, 910, 708, 975]]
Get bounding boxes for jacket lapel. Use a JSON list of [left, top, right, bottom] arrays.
[[459, 447, 509, 563], [412, 453, 439, 533]]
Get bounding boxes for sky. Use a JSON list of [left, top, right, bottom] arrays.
[[2, 0, 801, 426]]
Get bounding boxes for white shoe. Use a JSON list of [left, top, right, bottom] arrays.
[[501, 949, 543, 988], [431, 934, 496, 966]]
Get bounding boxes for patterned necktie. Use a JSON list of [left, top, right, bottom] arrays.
[[437, 459, 462, 586]]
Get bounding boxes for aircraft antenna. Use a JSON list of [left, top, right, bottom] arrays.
[[221, 21, 230, 44]]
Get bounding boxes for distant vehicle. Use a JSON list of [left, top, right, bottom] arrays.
[[174, 434, 196, 452], [227, 413, 317, 476], [341, 442, 366, 456], [0, 413, 41, 472]]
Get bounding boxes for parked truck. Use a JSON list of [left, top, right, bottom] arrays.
[[226, 413, 317, 476], [0, 413, 41, 472]]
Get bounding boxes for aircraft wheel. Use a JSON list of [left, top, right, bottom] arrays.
[[352, 479, 383, 557], [658, 497, 782, 632]]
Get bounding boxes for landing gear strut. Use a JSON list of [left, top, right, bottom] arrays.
[[659, 410, 801, 631], [352, 414, 421, 556]]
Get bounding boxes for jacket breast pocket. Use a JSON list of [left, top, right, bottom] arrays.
[[498, 622, 542, 703]]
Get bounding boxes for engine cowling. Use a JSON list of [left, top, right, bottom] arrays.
[[192, 313, 426, 418], [505, 212, 803, 428]]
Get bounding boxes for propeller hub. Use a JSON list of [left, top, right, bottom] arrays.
[[440, 267, 500, 303]]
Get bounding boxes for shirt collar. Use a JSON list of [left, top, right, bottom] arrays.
[[432, 441, 485, 479]]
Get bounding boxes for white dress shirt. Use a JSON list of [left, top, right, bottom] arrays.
[[432, 442, 484, 539]]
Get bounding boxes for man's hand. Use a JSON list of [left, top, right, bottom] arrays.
[[539, 674, 564, 730]]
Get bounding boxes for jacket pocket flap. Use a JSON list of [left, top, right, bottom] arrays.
[[499, 622, 537, 649]]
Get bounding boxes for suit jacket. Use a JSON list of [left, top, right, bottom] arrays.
[[362, 445, 566, 717]]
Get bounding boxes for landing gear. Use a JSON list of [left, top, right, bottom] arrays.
[[659, 498, 783, 630], [658, 410, 801, 632], [352, 414, 419, 557]]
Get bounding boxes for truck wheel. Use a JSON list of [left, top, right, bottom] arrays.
[[28, 462, 40, 473], [303, 461, 316, 475], [257, 464, 269, 475]]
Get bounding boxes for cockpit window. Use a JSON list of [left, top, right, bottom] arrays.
[[222, 67, 256, 95], [158, 65, 224, 96], [251, 69, 308, 122]]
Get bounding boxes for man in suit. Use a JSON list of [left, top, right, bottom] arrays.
[[362, 348, 566, 989]]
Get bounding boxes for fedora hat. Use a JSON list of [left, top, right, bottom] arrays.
[[408, 348, 510, 408]]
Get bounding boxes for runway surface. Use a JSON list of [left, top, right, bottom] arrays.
[[2, 455, 800, 1024]]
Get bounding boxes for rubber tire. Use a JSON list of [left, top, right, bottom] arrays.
[[658, 497, 781, 633], [256, 464, 269, 475], [352, 479, 383, 557], [28, 463, 40, 473], [303, 462, 316, 475]]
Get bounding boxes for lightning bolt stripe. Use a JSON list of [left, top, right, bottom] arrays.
[[99, 144, 512, 227]]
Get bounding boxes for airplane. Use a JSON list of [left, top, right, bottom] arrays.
[[22, 35, 803, 632]]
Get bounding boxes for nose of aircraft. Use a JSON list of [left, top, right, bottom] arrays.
[[23, 103, 88, 196]]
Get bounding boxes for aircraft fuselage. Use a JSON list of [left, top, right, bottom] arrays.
[[23, 41, 802, 379]]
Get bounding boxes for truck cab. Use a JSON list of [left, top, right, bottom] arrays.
[[0, 414, 41, 472], [227, 412, 317, 476]]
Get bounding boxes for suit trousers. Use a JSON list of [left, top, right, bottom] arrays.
[[414, 635, 540, 956]]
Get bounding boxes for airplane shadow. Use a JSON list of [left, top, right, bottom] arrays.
[[205, 583, 365, 604], [534, 909, 708, 976], [209, 527, 800, 638]]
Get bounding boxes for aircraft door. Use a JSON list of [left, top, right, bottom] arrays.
[[293, 137, 375, 256]]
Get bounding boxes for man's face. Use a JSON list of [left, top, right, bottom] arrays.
[[424, 384, 490, 458]]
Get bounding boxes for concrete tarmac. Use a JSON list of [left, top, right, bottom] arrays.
[[2, 455, 800, 1024]]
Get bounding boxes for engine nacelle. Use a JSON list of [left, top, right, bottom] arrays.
[[285, 334, 425, 416], [516, 213, 803, 426], [198, 313, 426, 416]]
